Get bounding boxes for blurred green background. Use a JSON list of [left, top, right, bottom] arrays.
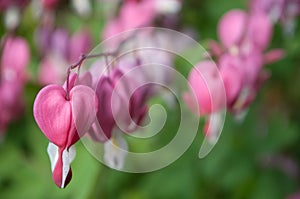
[[1, 0, 300, 198]]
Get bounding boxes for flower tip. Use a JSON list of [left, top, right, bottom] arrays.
[[53, 169, 72, 189]]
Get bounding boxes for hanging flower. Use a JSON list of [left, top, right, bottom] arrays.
[[33, 75, 97, 188]]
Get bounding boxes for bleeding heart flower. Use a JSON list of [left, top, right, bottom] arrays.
[[208, 8, 284, 115], [90, 70, 123, 142], [33, 83, 97, 188], [89, 64, 148, 139]]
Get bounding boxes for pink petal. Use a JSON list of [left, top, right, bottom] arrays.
[[62, 73, 78, 92], [218, 9, 247, 48], [94, 77, 116, 140], [102, 19, 124, 40], [247, 12, 273, 50], [1, 36, 30, 75], [33, 85, 72, 147], [120, 0, 156, 30], [88, 121, 110, 142], [264, 49, 285, 64], [77, 71, 93, 88], [187, 60, 226, 115], [70, 85, 97, 138], [38, 56, 67, 85], [208, 39, 224, 58], [69, 29, 92, 63], [244, 50, 264, 85], [219, 54, 244, 104], [182, 92, 200, 116]]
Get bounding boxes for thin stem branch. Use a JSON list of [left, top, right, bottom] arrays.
[[65, 31, 137, 99]]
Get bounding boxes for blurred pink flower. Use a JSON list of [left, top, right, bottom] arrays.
[[0, 36, 30, 135], [209, 9, 284, 113], [102, 0, 156, 48], [36, 28, 92, 85]]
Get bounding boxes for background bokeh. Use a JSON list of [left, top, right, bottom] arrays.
[[1, 0, 300, 198]]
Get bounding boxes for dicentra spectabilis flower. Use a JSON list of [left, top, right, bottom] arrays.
[[87, 57, 151, 169], [0, 36, 30, 136], [183, 60, 226, 141], [33, 74, 97, 188], [89, 64, 149, 139], [89, 69, 123, 142], [209, 9, 284, 114]]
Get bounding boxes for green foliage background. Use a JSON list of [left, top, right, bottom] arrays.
[[1, 0, 300, 198]]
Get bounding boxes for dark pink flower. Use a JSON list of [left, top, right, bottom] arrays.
[[89, 64, 149, 142]]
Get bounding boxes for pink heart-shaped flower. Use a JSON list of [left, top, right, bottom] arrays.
[[34, 84, 97, 147], [33, 84, 97, 188]]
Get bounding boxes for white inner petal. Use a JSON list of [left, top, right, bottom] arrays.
[[207, 111, 224, 144], [72, 0, 91, 17], [104, 133, 128, 170], [61, 146, 76, 188], [156, 0, 181, 14], [4, 7, 20, 30], [47, 142, 59, 172]]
